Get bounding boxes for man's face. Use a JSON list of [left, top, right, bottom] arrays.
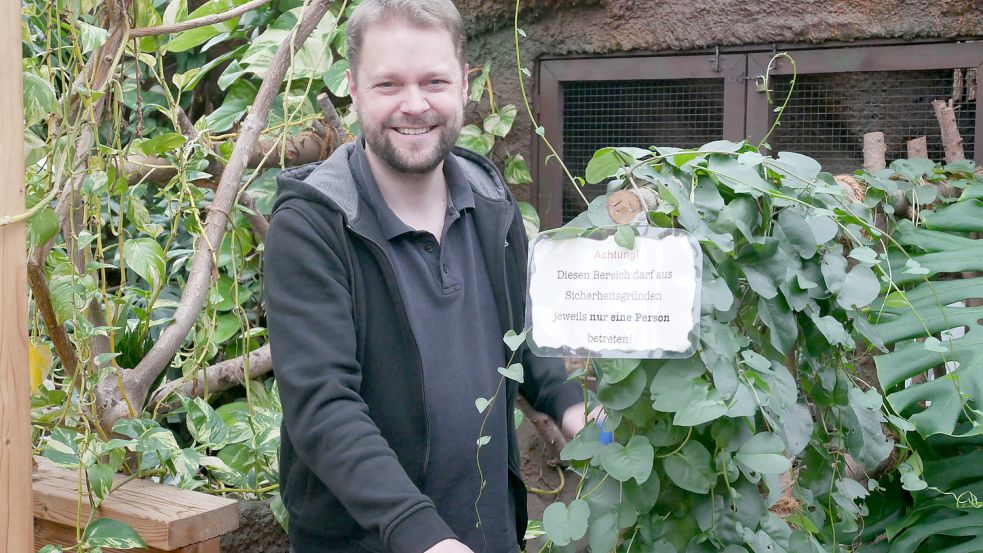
[[347, 20, 468, 175]]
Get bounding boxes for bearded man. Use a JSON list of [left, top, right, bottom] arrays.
[[265, 1, 586, 552]]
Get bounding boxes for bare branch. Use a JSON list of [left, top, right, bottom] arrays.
[[96, 0, 335, 429], [130, 0, 272, 37], [148, 345, 272, 414], [516, 395, 567, 463], [317, 92, 349, 147], [27, 260, 79, 378]]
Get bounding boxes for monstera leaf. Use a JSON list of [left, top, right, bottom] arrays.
[[872, 203, 983, 438]]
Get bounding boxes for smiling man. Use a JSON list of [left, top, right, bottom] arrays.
[[265, 1, 585, 552]]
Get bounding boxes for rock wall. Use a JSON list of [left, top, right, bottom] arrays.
[[458, 0, 983, 201]]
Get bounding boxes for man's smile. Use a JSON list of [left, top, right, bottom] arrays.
[[392, 126, 437, 136]]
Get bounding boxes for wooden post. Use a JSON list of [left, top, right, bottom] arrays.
[[862, 131, 887, 172], [0, 0, 33, 549], [932, 99, 966, 163], [907, 136, 929, 159]]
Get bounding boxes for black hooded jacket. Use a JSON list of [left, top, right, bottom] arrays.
[[264, 142, 582, 553]]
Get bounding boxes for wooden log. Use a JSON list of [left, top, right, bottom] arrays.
[[907, 136, 928, 159], [932, 99, 966, 163], [33, 457, 238, 551], [0, 0, 32, 546], [863, 131, 887, 172]]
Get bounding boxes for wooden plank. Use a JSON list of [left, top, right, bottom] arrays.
[[0, 0, 32, 546], [34, 457, 238, 550], [35, 519, 222, 552]]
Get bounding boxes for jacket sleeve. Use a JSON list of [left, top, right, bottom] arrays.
[[265, 202, 455, 553]]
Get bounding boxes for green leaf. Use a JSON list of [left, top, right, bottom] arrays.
[[477, 435, 491, 446], [77, 21, 109, 54], [185, 397, 230, 449], [86, 463, 115, 507], [81, 518, 147, 550], [841, 387, 893, 469], [122, 237, 166, 291], [455, 124, 495, 156], [271, 494, 289, 531], [177, 45, 247, 92], [735, 432, 792, 475], [25, 195, 59, 248], [836, 265, 880, 309], [23, 71, 57, 127], [598, 362, 648, 410], [475, 397, 490, 413], [239, 7, 337, 79], [138, 132, 187, 156], [217, 60, 247, 90], [204, 79, 258, 132], [599, 436, 654, 483], [517, 200, 540, 235], [597, 358, 641, 385], [468, 61, 491, 103], [560, 425, 604, 461], [505, 154, 533, 185], [323, 58, 350, 97], [664, 442, 714, 493], [890, 157, 935, 182], [585, 148, 624, 184], [483, 104, 517, 137], [769, 151, 822, 185], [543, 499, 590, 546], [167, 0, 252, 52], [43, 427, 81, 467], [614, 224, 636, 249], [849, 246, 879, 265], [503, 329, 527, 351], [38, 546, 64, 553], [498, 362, 524, 383]]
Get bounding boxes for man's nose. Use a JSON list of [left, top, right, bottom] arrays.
[[399, 86, 430, 115]]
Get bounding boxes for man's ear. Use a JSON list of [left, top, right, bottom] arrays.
[[346, 68, 358, 110], [461, 64, 469, 103]]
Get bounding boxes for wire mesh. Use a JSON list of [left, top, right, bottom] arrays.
[[769, 69, 977, 175], [561, 79, 726, 222]]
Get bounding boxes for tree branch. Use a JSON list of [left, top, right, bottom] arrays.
[[27, 260, 79, 378], [96, 0, 335, 429], [130, 0, 272, 37], [516, 395, 567, 463], [148, 345, 272, 414]]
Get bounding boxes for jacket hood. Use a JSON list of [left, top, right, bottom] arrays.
[[273, 141, 511, 225]]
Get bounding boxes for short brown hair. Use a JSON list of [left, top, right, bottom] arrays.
[[346, 0, 466, 77]]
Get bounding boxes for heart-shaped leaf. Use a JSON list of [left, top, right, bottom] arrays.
[[474, 397, 490, 413], [503, 329, 527, 351], [543, 499, 590, 546], [598, 436, 654, 483], [498, 363, 524, 383]]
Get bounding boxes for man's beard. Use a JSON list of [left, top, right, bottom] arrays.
[[362, 114, 461, 174]]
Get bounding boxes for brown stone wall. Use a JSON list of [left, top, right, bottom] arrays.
[[458, 0, 983, 201]]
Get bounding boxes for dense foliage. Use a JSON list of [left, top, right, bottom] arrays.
[[530, 145, 983, 552]]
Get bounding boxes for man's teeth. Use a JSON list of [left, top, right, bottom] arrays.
[[395, 127, 432, 135]]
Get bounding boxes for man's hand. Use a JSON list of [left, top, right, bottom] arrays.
[[425, 539, 475, 552], [560, 402, 588, 438]]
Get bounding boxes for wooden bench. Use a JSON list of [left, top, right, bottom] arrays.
[[33, 456, 240, 553]]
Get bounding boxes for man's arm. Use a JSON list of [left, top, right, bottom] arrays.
[[265, 203, 456, 553]]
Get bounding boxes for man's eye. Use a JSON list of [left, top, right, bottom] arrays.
[[428, 80, 448, 86], [376, 82, 396, 89]]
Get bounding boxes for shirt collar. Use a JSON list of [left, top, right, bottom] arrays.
[[350, 136, 475, 241]]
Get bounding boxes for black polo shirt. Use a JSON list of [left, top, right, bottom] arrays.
[[349, 140, 519, 553]]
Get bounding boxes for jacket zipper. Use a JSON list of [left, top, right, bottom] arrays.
[[348, 224, 432, 478]]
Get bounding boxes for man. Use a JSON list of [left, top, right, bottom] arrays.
[[265, 1, 585, 552]]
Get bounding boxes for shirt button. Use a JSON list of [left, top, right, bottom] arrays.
[[442, 264, 449, 273], [424, 244, 434, 253]]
